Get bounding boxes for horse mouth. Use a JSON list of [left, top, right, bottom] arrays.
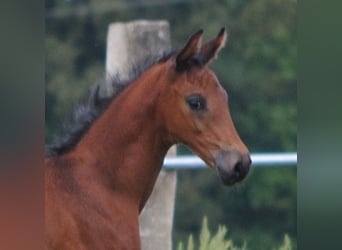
[[214, 150, 251, 186]]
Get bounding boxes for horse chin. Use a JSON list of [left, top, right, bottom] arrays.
[[216, 166, 246, 186]]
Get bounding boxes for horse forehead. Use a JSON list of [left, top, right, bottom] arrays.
[[197, 69, 228, 99], [186, 68, 220, 87]]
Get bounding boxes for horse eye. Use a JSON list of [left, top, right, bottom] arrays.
[[185, 94, 207, 112]]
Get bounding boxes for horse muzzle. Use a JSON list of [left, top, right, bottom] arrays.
[[214, 150, 251, 186]]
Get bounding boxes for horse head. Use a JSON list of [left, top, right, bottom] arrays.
[[159, 28, 251, 185]]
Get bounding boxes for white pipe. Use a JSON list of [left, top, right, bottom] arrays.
[[163, 152, 297, 169]]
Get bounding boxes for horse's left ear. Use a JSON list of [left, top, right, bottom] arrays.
[[200, 27, 228, 65]]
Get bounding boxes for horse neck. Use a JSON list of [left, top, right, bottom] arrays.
[[72, 64, 171, 211]]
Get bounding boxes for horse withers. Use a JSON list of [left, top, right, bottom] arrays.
[[45, 28, 251, 249]]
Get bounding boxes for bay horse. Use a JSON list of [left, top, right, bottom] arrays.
[[45, 28, 251, 249]]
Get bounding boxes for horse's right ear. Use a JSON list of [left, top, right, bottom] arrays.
[[175, 29, 203, 72]]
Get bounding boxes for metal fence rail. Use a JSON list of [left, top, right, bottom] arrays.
[[163, 152, 297, 169]]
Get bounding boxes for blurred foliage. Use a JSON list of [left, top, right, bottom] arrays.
[[45, 0, 296, 249], [177, 217, 243, 250], [177, 217, 294, 250]]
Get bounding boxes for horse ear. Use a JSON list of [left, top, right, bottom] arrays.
[[200, 27, 228, 65], [176, 29, 203, 71]]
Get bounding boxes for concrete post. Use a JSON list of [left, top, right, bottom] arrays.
[[105, 20, 177, 250], [105, 20, 171, 92]]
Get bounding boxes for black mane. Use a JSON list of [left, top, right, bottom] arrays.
[[45, 51, 176, 157]]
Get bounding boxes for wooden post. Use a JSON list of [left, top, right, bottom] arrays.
[[105, 20, 177, 250]]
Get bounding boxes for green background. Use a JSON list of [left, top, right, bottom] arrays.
[[45, 0, 296, 249]]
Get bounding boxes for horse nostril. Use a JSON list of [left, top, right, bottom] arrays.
[[233, 160, 243, 179], [247, 155, 252, 166]]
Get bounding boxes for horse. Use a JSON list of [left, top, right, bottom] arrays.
[[45, 28, 251, 250]]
